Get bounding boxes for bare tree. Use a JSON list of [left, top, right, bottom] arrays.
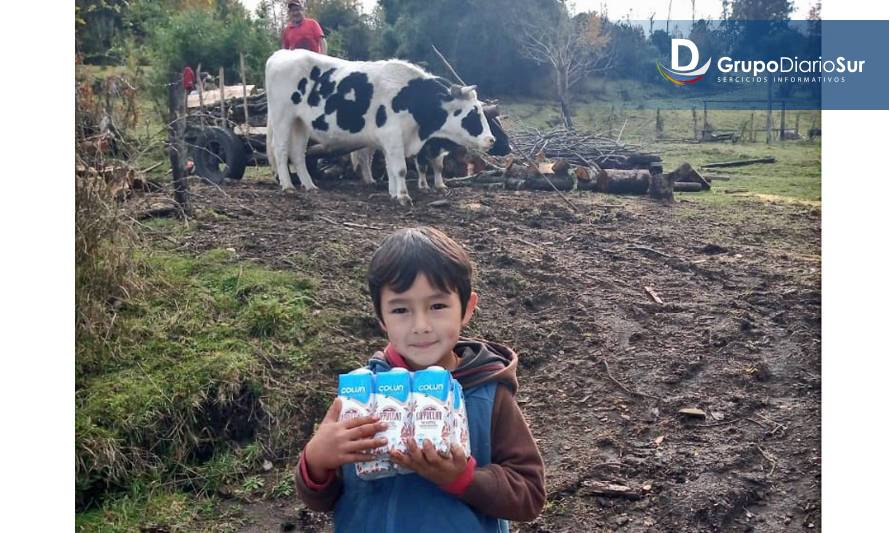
[[516, 6, 613, 129]]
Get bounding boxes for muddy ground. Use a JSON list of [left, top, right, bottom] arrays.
[[138, 176, 821, 532]]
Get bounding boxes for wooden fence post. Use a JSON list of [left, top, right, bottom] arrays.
[[240, 52, 249, 132], [196, 63, 205, 128], [219, 67, 226, 127], [780, 101, 786, 140], [167, 73, 191, 215]]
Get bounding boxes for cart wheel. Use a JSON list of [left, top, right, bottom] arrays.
[[194, 127, 247, 184]]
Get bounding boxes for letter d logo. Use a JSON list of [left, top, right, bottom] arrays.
[[657, 39, 711, 85], [672, 39, 700, 72]]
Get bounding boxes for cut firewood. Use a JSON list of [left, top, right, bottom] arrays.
[[552, 160, 571, 176], [669, 162, 710, 190], [679, 408, 707, 418], [537, 161, 555, 175], [187, 85, 256, 109], [574, 166, 592, 182], [596, 169, 651, 195], [674, 182, 703, 192], [648, 170, 675, 201], [702, 174, 732, 181], [701, 157, 776, 168]]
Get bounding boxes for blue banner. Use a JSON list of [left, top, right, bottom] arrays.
[[629, 20, 888, 110]]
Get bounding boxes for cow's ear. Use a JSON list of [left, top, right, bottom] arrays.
[[460, 85, 478, 97], [450, 85, 462, 99]]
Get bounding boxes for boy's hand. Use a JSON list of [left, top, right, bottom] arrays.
[[304, 398, 388, 481], [390, 439, 469, 486]]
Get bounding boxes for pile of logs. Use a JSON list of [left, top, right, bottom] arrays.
[[508, 125, 662, 170], [187, 88, 267, 127]]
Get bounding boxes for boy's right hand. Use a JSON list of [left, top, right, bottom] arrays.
[[304, 398, 387, 480]]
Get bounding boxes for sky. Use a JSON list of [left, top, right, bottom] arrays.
[[239, 0, 813, 20]]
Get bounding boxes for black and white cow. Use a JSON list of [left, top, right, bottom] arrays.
[[350, 111, 511, 192], [265, 49, 497, 204]]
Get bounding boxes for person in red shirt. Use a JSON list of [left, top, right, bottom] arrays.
[[281, 0, 327, 54], [182, 65, 196, 93]]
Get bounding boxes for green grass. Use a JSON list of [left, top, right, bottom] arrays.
[[500, 87, 821, 206], [75, 247, 341, 513], [74, 486, 240, 533]]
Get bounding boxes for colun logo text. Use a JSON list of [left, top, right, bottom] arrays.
[[418, 383, 445, 393], [340, 386, 366, 395], [378, 384, 405, 394]]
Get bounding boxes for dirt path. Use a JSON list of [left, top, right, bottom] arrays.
[[140, 177, 821, 532]]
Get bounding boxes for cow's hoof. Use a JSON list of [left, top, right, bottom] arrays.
[[303, 185, 320, 193], [435, 185, 448, 193], [282, 187, 298, 195], [418, 183, 429, 191], [397, 194, 413, 206]]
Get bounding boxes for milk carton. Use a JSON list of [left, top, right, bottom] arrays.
[[373, 368, 412, 456], [450, 380, 471, 457], [337, 369, 388, 480], [411, 366, 453, 454], [337, 368, 374, 424]]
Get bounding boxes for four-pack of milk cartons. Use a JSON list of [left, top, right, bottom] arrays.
[[337, 366, 469, 480]]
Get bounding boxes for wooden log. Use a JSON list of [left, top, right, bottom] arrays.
[[702, 157, 776, 168], [552, 160, 571, 176], [649, 170, 675, 202], [596, 169, 651, 195], [673, 182, 703, 192], [702, 174, 732, 181], [670, 162, 710, 190], [524, 175, 575, 191]]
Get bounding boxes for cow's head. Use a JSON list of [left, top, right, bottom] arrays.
[[440, 84, 497, 152], [392, 79, 499, 154]]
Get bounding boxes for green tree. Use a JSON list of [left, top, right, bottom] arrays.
[[730, 0, 793, 20], [148, 5, 276, 93]]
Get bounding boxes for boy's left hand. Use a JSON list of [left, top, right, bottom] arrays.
[[390, 440, 468, 486]]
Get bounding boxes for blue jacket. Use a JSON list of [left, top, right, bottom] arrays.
[[332, 356, 509, 533]]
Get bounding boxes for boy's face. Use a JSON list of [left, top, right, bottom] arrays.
[[378, 274, 477, 370]]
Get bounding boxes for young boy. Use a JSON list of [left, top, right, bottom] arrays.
[[296, 226, 545, 531]]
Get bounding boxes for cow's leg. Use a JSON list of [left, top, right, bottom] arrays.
[[351, 148, 375, 185], [267, 116, 278, 184], [381, 143, 410, 205], [433, 151, 448, 192], [269, 117, 297, 191], [415, 158, 429, 190], [288, 123, 318, 192]]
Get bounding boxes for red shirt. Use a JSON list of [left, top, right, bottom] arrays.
[[182, 66, 195, 92], [281, 18, 324, 53]]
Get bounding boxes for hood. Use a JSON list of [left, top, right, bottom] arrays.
[[368, 336, 519, 395]]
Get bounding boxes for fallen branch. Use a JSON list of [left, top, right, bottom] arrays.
[[579, 480, 644, 500], [702, 157, 776, 168], [644, 286, 665, 305], [600, 358, 660, 401]]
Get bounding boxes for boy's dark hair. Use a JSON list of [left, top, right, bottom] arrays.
[[368, 227, 473, 323]]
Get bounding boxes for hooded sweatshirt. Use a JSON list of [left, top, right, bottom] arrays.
[[295, 337, 546, 523]]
